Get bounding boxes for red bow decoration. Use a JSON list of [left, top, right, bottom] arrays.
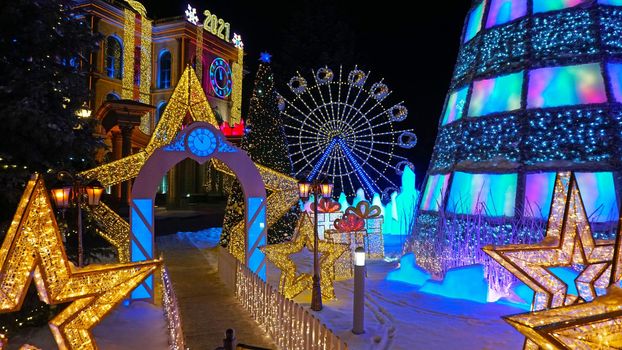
[[345, 201, 382, 219], [310, 198, 341, 213], [333, 214, 365, 233]]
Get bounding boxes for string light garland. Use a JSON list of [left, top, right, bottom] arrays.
[[230, 47, 244, 123], [281, 66, 415, 199], [80, 67, 298, 262], [84, 204, 131, 262], [484, 172, 616, 350], [505, 286, 622, 350], [0, 175, 160, 350], [195, 24, 203, 84], [261, 213, 348, 300], [122, 8, 135, 100]]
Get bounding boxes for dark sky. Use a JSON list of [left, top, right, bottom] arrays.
[[142, 0, 472, 186]]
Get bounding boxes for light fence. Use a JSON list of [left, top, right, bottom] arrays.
[[234, 259, 349, 350], [161, 265, 186, 350]]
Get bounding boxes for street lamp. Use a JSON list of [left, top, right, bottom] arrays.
[[298, 179, 333, 311], [51, 171, 104, 267], [353, 246, 366, 334]]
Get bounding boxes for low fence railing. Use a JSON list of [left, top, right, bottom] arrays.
[[220, 248, 348, 350], [161, 265, 186, 350]]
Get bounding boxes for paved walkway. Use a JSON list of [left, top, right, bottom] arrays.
[[157, 235, 275, 349]]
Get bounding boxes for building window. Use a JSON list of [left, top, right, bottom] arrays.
[[106, 92, 120, 101], [155, 101, 167, 126], [105, 36, 123, 80], [158, 50, 172, 89]]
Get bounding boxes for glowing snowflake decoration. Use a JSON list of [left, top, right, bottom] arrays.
[[232, 33, 244, 49], [185, 4, 199, 25]]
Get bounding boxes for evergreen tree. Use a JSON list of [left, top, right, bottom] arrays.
[[0, 0, 100, 336], [0, 0, 101, 222], [221, 53, 300, 246]]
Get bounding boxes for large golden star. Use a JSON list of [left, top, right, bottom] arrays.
[[484, 172, 615, 350], [78, 66, 299, 262], [505, 286, 622, 350], [484, 172, 614, 312], [0, 175, 160, 350], [261, 213, 349, 300]]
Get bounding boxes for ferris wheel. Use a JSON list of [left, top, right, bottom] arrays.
[[280, 66, 416, 199]]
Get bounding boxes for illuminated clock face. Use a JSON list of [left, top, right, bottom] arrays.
[[209, 58, 233, 98], [186, 127, 217, 157]]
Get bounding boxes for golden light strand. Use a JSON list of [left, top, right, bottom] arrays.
[[230, 48, 244, 123], [0, 175, 160, 350]]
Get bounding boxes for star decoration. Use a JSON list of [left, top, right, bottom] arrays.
[[484, 172, 616, 350], [185, 4, 199, 25], [78, 67, 299, 262], [505, 286, 622, 350], [484, 172, 614, 312], [259, 52, 272, 63], [0, 175, 160, 350], [261, 213, 349, 300]]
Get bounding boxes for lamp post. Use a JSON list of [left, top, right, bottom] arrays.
[[298, 179, 334, 311], [353, 246, 366, 334], [51, 171, 104, 267]]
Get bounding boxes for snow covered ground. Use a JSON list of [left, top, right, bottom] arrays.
[[177, 229, 528, 349], [6, 301, 167, 350]]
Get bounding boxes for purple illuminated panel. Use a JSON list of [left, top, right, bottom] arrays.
[[527, 63, 607, 109], [599, 0, 622, 4], [468, 72, 523, 117], [524, 173, 556, 218], [607, 63, 622, 103], [447, 172, 518, 217], [486, 0, 527, 28], [576, 172, 619, 223], [441, 86, 469, 125], [420, 174, 451, 211]]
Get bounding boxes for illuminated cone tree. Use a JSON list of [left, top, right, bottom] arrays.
[[414, 0, 622, 284]]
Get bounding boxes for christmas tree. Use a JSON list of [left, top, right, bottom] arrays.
[[415, 0, 622, 286], [221, 53, 300, 246], [0, 0, 100, 336]]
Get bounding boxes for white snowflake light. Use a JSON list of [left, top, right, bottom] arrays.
[[185, 4, 199, 25], [232, 33, 244, 49]]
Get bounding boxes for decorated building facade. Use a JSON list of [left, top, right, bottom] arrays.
[[74, 0, 243, 206], [415, 0, 622, 278]]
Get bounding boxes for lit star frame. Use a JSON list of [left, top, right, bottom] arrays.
[[0, 175, 160, 350], [261, 213, 349, 300], [79, 67, 299, 263]]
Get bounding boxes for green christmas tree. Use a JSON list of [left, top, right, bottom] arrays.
[[0, 0, 101, 336], [221, 53, 300, 246]]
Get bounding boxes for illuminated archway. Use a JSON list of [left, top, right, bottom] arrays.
[[129, 122, 267, 300]]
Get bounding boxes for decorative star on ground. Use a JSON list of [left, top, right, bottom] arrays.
[[483, 172, 614, 311], [261, 213, 349, 300], [0, 175, 160, 350], [505, 286, 622, 350], [484, 172, 616, 350], [78, 67, 299, 262]]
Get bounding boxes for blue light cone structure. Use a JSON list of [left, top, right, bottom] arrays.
[[415, 0, 622, 286]]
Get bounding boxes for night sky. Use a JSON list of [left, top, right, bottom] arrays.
[[142, 0, 473, 186]]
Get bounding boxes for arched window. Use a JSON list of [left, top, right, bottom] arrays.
[[158, 50, 172, 89], [106, 92, 120, 101], [155, 101, 167, 126], [105, 36, 123, 80]]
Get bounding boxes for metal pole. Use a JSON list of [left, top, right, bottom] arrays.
[[223, 328, 237, 350], [311, 184, 323, 311], [353, 247, 365, 334], [76, 180, 84, 267]]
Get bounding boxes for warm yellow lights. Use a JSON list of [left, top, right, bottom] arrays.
[[261, 213, 348, 300], [50, 187, 71, 209], [0, 175, 160, 350], [79, 67, 298, 263], [230, 48, 243, 123], [484, 172, 617, 350], [505, 286, 622, 350]]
